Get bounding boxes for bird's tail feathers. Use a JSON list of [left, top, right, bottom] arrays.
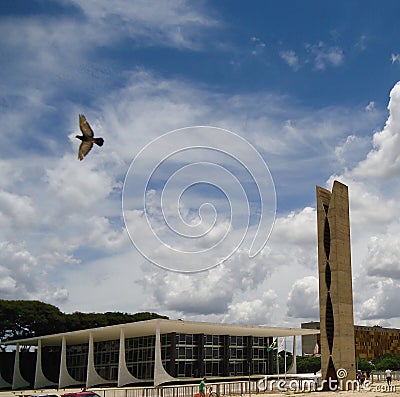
[[94, 137, 104, 146]]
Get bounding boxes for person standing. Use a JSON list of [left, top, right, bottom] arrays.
[[359, 371, 366, 385], [313, 372, 318, 391], [385, 369, 392, 386], [199, 377, 206, 397]]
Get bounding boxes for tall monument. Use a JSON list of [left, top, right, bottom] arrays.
[[316, 181, 356, 388]]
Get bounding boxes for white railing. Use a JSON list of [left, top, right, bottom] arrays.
[[369, 371, 398, 382], [96, 380, 260, 397]]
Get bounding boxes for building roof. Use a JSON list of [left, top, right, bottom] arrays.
[[5, 319, 319, 346], [302, 321, 400, 333]]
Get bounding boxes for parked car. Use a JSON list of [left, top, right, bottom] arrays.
[[62, 392, 101, 397]]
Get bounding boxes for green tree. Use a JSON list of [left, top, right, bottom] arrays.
[[296, 356, 321, 373], [0, 300, 64, 342], [375, 355, 400, 371], [62, 311, 168, 332], [357, 357, 374, 373], [0, 300, 169, 342]]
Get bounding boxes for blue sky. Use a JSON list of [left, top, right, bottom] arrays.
[[2, 1, 400, 331]]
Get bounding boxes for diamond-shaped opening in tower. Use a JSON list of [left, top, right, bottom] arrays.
[[326, 293, 334, 354], [324, 218, 330, 259], [325, 261, 331, 290], [322, 356, 338, 391]]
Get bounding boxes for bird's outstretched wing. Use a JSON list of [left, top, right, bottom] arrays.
[[79, 114, 94, 138], [78, 141, 94, 161]]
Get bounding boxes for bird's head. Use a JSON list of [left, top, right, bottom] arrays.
[[75, 135, 83, 141]]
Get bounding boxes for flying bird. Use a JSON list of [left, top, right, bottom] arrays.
[[76, 114, 104, 160]]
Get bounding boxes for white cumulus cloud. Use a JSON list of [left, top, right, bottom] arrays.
[[287, 276, 319, 319], [280, 50, 300, 71]]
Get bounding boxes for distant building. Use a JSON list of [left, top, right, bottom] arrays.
[[302, 321, 400, 359], [1, 319, 318, 390]]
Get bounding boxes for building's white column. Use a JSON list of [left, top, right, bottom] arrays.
[[86, 332, 111, 389], [12, 343, 30, 390], [0, 372, 11, 389], [0, 352, 11, 389], [117, 327, 140, 387], [287, 335, 297, 374], [154, 321, 176, 386], [34, 339, 57, 389], [59, 336, 82, 389]]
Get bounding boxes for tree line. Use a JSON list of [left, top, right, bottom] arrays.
[[0, 300, 168, 344], [357, 355, 400, 372]]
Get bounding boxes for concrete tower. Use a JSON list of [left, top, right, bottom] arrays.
[[316, 181, 356, 388]]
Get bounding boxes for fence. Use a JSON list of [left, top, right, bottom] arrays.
[[97, 381, 259, 397], [370, 371, 398, 382], [95, 372, 400, 397]]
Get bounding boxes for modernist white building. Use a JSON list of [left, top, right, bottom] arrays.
[[1, 319, 319, 390]]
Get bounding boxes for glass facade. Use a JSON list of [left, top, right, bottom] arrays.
[[160, 333, 172, 363], [60, 333, 270, 384], [204, 334, 224, 377], [125, 335, 156, 380], [228, 335, 246, 376], [176, 333, 197, 377], [251, 336, 269, 375], [94, 340, 119, 381], [66, 343, 88, 382], [42, 346, 61, 384]]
